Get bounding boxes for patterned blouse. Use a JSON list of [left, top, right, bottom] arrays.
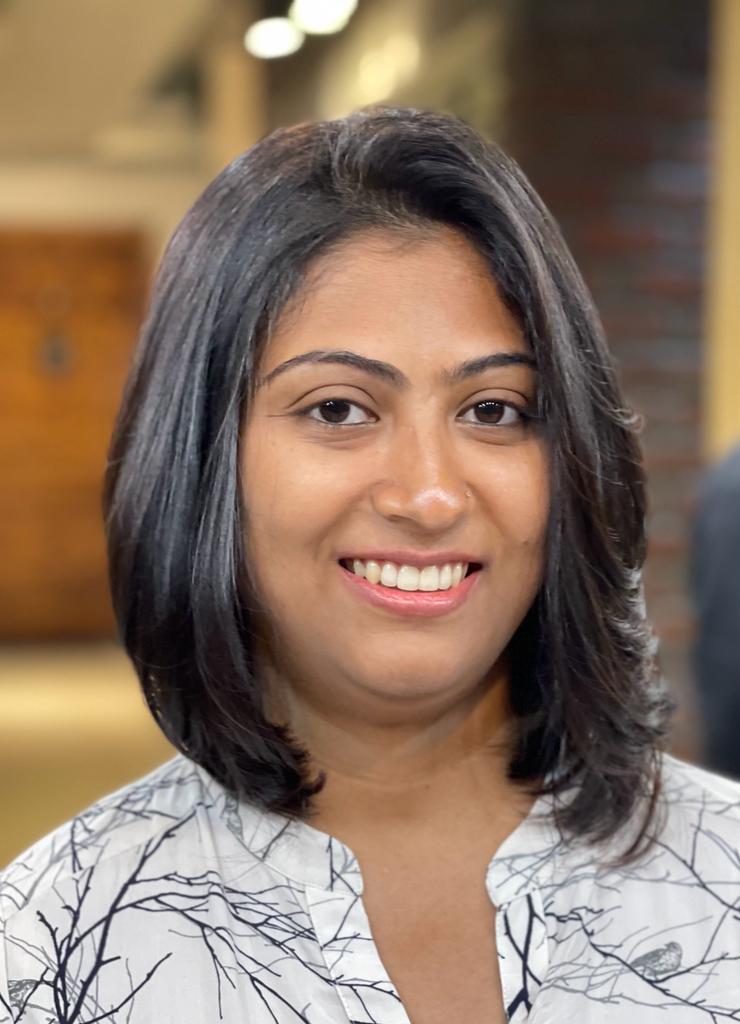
[[1, 751, 739, 1023]]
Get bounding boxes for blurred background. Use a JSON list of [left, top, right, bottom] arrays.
[[2, 0, 739, 866]]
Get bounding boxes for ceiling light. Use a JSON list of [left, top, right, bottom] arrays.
[[356, 51, 396, 104], [244, 17, 304, 59], [383, 32, 420, 79], [289, 0, 357, 35]]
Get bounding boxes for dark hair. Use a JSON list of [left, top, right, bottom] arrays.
[[103, 106, 673, 857]]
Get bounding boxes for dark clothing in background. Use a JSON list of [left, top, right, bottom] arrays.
[[690, 444, 740, 779]]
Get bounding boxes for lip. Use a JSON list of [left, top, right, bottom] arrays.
[[338, 561, 482, 618], [335, 550, 484, 570]]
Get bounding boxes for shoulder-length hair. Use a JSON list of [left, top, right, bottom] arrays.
[[103, 106, 672, 857]]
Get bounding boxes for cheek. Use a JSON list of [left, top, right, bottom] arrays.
[[241, 428, 285, 564], [484, 447, 550, 550], [240, 428, 340, 572]]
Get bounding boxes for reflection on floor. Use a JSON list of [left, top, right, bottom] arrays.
[[0, 642, 175, 868]]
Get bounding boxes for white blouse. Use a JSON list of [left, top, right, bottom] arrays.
[[1, 751, 739, 1023]]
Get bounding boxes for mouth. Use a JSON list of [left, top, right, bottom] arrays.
[[336, 558, 484, 617], [337, 559, 483, 586]]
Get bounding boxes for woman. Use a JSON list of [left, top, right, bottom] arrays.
[[1, 107, 738, 1023]]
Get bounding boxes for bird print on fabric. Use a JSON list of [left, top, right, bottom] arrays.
[[629, 941, 683, 980]]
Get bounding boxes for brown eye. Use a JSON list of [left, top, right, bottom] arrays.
[[461, 400, 524, 427], [301, 398, 374, 426]]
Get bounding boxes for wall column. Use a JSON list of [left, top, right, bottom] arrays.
[[202, 0, 267, 178], [705, 0, 740, 458]]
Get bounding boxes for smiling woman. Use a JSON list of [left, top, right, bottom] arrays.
[[2, 107, 739, 1024], [241, 228, 550, 772]]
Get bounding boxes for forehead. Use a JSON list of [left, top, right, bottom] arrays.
[[263, 226, 527, 364]]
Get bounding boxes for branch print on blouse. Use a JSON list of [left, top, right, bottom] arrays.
[[1, 754, 739, 1023]]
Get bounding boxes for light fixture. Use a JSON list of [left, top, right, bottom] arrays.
[[244, 17, 304, 59], [354, 33, 421, 105], [383, 32, 420, 80], [288, 0, 357, 35], [357, 51, 395, 104]]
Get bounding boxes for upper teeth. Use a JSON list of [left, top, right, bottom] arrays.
[[347, 559, 468, 592]]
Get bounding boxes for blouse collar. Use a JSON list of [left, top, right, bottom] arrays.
[[195, 760, 564, 902]]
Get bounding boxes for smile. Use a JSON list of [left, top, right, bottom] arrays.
[[337, 559, 483, 618], [339, 558, 479, 592]]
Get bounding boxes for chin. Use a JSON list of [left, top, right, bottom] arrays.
[[352, 664, 475, 703]]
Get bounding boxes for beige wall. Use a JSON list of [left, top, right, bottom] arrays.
[[0, 161, 209, 266], [705, 0, 740, 458]]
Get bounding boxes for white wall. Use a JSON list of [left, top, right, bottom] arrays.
[[0, 160, 210, 266]]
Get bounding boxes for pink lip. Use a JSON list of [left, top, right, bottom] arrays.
[[338, 562, 482, 618]]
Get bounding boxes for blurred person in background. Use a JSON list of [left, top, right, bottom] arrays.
[[691, 442, 740, 780], [1, 107, 739, 1023]]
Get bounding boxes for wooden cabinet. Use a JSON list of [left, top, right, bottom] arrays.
[[0, 230, 148, 639]]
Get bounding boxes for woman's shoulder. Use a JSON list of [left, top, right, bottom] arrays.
[[526, 756, 740, 1010], [658, 752, 740, 830], [636, 751, 740, 879], [0, 753, 209, 925]]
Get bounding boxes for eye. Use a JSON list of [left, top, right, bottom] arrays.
[[459, 400, 526, 427], [301, 398, 374, 426]]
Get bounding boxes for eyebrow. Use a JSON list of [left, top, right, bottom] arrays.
[[258, 348, 536, 390]]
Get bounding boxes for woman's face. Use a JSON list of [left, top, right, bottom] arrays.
[[240, 227, 549, 724]]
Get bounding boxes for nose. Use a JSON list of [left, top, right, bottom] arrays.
[[370, 422, 470, 531]]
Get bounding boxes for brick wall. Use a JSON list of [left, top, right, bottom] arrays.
[[502, 0, 711, 759]]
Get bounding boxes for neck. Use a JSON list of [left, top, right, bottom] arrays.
[[262, 657, 531, 843]]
